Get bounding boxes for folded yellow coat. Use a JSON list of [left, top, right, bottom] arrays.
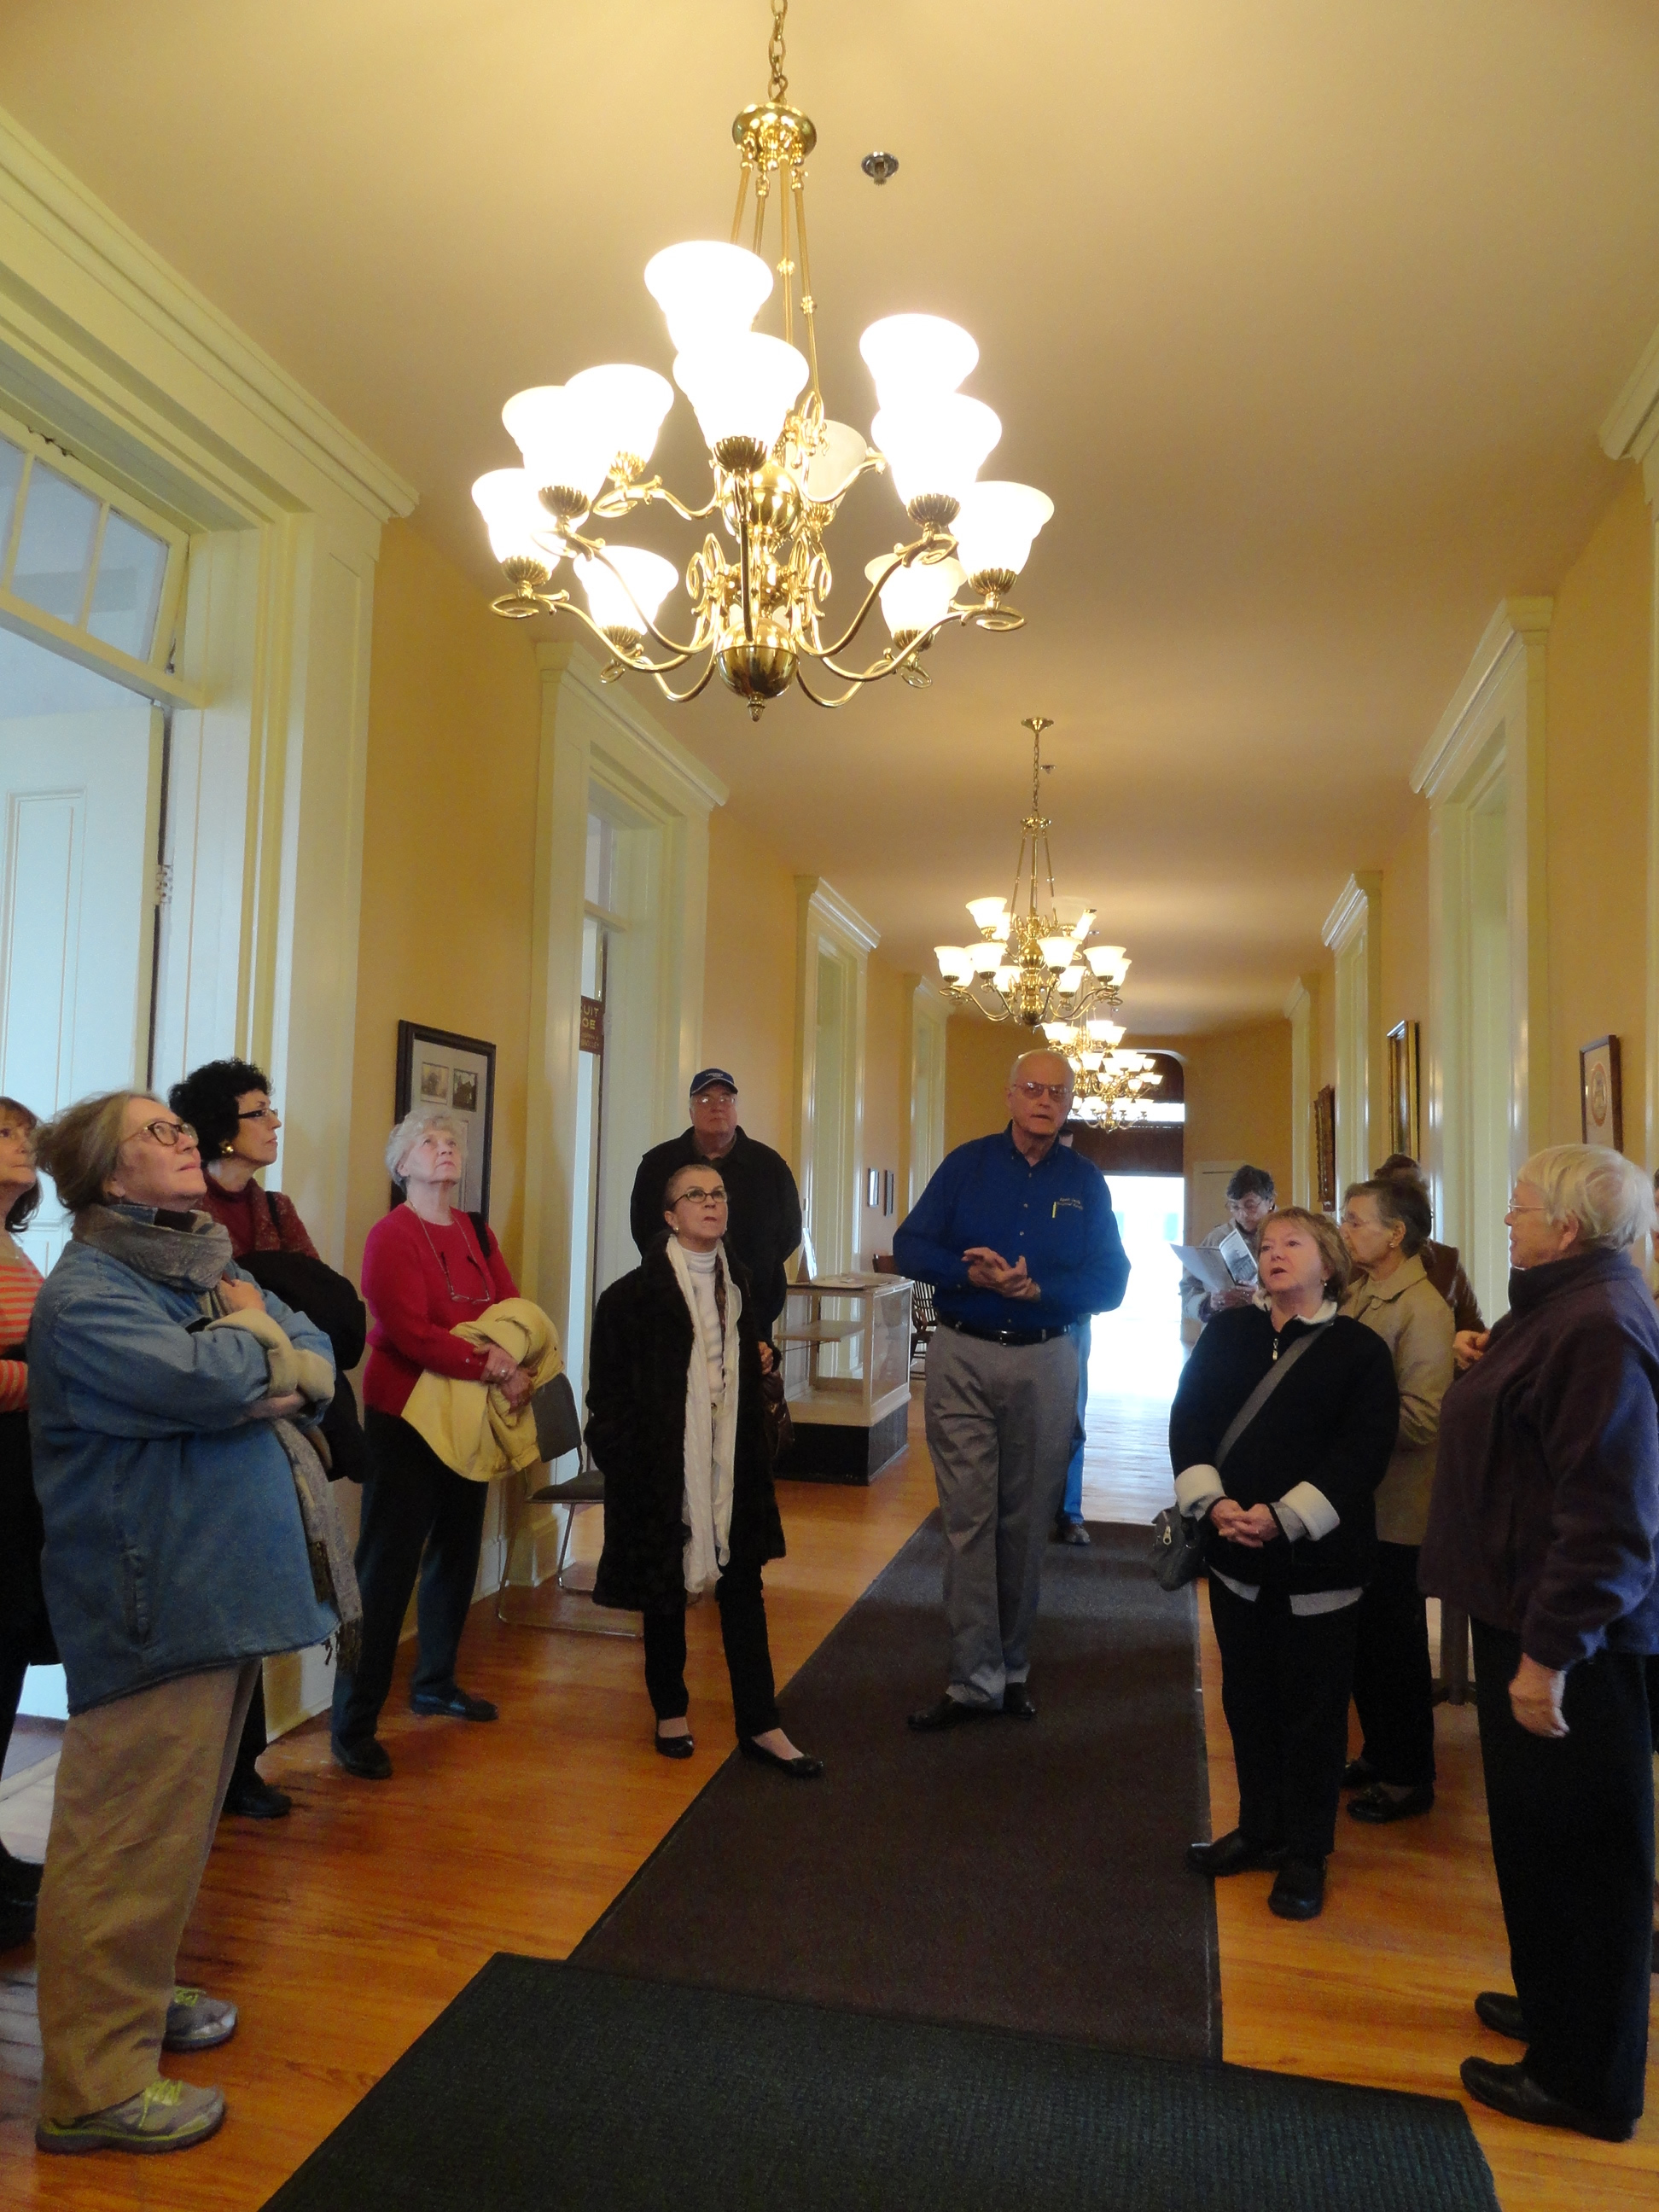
[[402, 1297, 563, 1482]]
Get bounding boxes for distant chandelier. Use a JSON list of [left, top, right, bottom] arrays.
[[934, 717, 1132, 1031], [469, 0, 1052, 720], [1066, 1040, 1165, 1127]]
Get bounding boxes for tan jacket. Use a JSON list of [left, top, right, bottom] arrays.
[[1341, 1254, 1454, 1545], [402, 1297, 562, 1482]]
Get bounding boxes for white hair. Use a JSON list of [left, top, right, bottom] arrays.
[[386, 1104, 469, 1185], [1519, 1144, 1655, 1252], [1008, 1047, 1074, 1093]]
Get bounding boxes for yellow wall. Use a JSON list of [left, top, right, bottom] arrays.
[[1135, 1021, 1292, 1233], [945, 1017, 1021, 1150], [701, 808, 799, 1161], [1379, 806, 1430, 1048], [346, 519, 541, 1287], [1544, 474, 1652, 1150]]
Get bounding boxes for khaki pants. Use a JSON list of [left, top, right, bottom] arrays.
[[35, 1662, 259, 2120]]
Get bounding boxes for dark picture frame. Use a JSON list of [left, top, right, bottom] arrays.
[[1314, 1085, 1336, 1211], [1386, 1020, 1420, 1161], [393, 1021, 497, 1217], [1579, 1034, 1623, 1152]]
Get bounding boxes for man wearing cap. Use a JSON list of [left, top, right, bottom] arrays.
[[629, 1071, 803, 1331], [894, 1048, 1129, 1730]]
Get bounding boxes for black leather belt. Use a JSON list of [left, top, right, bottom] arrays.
[[940, 1318, 1069, 1348]]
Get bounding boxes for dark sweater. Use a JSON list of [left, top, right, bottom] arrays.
[[629, 1127, 802, 1330], [1168, 1305, 1399, 1594], [1420, 1247, 1659, 1669]]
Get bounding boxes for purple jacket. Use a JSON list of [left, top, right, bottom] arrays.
[[1420, 1246, 1659, 1669]]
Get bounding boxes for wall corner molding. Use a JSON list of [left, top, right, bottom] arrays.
[[1321, 870, 1381, 952], [535, 643, 729, 814], [795, 875, 880, 956], [1412, 598, 1552, 800], [1601, 313, 1659, 480]]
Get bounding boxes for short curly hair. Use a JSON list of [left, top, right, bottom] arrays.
[[1225, 1163, 1276, 1203], [169, 1059, 271, 1160]]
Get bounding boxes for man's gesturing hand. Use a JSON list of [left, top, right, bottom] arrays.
[[963, 1247, 1042, 1301]]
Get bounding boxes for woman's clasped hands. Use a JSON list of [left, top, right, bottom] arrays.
[[1209, 1499, 1280, 1548], [480, 1344, 535, 1410]]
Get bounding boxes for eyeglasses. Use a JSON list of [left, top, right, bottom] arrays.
[[237, 1104, 280, 1124], [125, 1119, 196, 1150], [1505, 1201, 1546, 1216], [1013, 1081, 1072, 1102], [672, 1185, 727, 1206]]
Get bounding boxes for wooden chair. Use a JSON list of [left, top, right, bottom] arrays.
[[494, 1373, 640, 1640]]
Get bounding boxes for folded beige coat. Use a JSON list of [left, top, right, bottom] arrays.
[[402, 1296, 563, 1482]]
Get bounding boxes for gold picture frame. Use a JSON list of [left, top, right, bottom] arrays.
[[1580, 1034, 1623, 1151], [1386, 1020, 1420, 1161], [1314, 1086, 1336, 1211]]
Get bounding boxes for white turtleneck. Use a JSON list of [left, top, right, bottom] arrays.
[[682, 1245, 725, 1401]]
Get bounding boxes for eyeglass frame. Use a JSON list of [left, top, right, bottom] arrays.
[[1012, 1080, 1074, 1102], [237, 1104, 280, 1124], [669, 1183, 728, 1207], [122, 1118, 198, 1151]]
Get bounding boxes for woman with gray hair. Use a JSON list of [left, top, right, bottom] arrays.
[[26, 1091, 342, 2154], [329, 1107, 523, 1779], [1422, 1143, 1659, 2143]]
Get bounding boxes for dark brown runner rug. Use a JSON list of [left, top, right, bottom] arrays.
[[572, 1516, 1220, 2061]]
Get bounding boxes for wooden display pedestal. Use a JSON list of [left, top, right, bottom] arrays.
[[777, 1400, 911, 1486]]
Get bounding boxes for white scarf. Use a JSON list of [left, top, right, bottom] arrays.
[[664, 1236, 742, 1597]]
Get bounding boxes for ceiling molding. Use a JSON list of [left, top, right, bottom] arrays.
[[798, 876, 881, 957], [0, 102, 416, 526], [1411, 597, 1551, 799], [1600, 312, 1659, 467], [538, 643, 730, 813], [1321, 870, 1381, 952]]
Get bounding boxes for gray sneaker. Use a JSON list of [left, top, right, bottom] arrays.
[[35, 2077, 226, 2155], [164, 1984, 238, 2051]]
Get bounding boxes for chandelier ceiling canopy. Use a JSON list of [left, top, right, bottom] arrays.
[[934, 716, 1132, 1035], [469, 0, 1051, 720]]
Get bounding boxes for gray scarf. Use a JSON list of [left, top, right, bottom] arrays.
[[73, 1202, 362, 1669]]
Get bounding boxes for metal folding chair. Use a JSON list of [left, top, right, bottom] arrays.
[[494, 1373, 641, 1639]]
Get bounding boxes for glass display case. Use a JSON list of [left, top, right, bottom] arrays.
[[779, 1272, 914, 1483]]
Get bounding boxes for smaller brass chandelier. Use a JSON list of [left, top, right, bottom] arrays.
[[1062, 1036, 1165, 1126], [934, 717, 1130, 1030]]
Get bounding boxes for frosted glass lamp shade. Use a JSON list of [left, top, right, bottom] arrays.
[[574, 546, 678, 636], [992, 966, 1019, 992], [674, 335, 808, 460], [472, 469, 553, 565], [966, 895, 1010, 934], [804, 420, 869, 504], [859, 315, 978, 406], [1039, 1022, 1078, 1047], [1057, 966, 1085, 992], [934, 946, 970, 982], [644, 242, 773, 352], [864, 554, 965, 640], [1086, 1019, 1124, 1045], [872, 396, 1001, 510], [1040, 935, 1074, 969], [968, 941, 1004, 974], [1085, 943, 1125, 976], [953, 481, 1055, 581], [501, 386, 614, 507], [1079, 1051, 1103, 1073], [565, 364, 675, 470], [1113, 957, 1132, 983]]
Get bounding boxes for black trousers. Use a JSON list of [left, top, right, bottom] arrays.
[[1471, 1621, 1653, 2128], [642, 1561, 780, 1741], [330, 1410, 489, 1746], [1350, 1541, 1436, 1787], [1208, 1577, 1360, 1860], [230, 1670, 269, 1785]]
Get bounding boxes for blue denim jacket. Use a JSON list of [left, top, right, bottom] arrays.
[[27, 1238, 339, 1714]]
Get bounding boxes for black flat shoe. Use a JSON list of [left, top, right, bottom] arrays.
[[221, 1774, 293, 1820], [1474, 1990, 1527, 2042], [1348, 1782, 1434, 1825], [655, 1728, 695, 1760], [1002, 1682, 1038, 1720], [410, 1685, 498, 1722], [1186, 1829, 1287, 1877], [1459, 2055, 1634, 2141], [1341, 1756, 1376, 1790], [0, 1843, 43, 1902], [331, 1736, 393, 1781], [740, 1738, 824, 1778], [908, 1694, 996, 1732], [1267, 1856, 1326, 1919]]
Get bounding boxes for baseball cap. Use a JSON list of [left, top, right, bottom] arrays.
[[690, 1068, 737, 1096]]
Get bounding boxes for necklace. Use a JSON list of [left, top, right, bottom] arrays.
[[412, 1208, 490, 1302]]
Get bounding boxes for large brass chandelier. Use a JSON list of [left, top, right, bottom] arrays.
[[934, 717, 1131, 1031], [469, 1, 1051, 720]]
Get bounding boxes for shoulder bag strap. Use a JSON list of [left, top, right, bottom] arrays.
[[1214, 1321, 1333, 1470]]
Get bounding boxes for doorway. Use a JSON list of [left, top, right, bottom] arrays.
[[1080, 1172, 1186, 1522]]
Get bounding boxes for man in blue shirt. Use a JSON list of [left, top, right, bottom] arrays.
[[894, 1049, 1130, 1728]]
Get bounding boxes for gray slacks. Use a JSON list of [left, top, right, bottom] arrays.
[[923, 1324, 1080, 1705]]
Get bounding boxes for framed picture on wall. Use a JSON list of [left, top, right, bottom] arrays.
[[882, 1169, 895, 1216], [1580, 1034, 1623, 1151], [1386, 1020, 1420, 1161], [1314, 1085, 1336, 1211], [393, 1022, 497, 1217]]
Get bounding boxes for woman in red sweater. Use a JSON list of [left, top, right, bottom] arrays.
[[0, 1097, 47, 1951], [329, 1108, 529, 1780]]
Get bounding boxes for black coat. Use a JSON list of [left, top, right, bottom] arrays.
[[586, 1243, 786, 1615], [628, 1128, 802, 1330], [1169, 1305, 1399, 1594]]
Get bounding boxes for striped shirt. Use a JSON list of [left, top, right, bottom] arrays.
[[0, 1243, 44, 1412]]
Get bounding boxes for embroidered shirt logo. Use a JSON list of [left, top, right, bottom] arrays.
[[1051, 1197, 1083, 1218]]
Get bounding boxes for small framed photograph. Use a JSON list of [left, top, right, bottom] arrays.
[[395, 1022, 497, 1217], [1314, 1085, 1336, 1211], [1580, 1035, 1623, 1151], [1386, 1020, 1419, 1160]]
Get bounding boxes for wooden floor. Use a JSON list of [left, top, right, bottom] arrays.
[[1, 1382, 1655, 2209]]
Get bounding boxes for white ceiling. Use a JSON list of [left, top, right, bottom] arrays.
[[6, 1, 1658, 1028]]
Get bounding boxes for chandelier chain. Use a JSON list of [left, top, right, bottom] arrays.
[[768, 0, 789, 100]]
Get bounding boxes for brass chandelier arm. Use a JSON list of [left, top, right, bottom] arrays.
[[792, 666, 873, 710], [648, 654, 722, 706], [543, 580, 706, 675], [591, 475, 724, 524], [806, 534, 956, 663]]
